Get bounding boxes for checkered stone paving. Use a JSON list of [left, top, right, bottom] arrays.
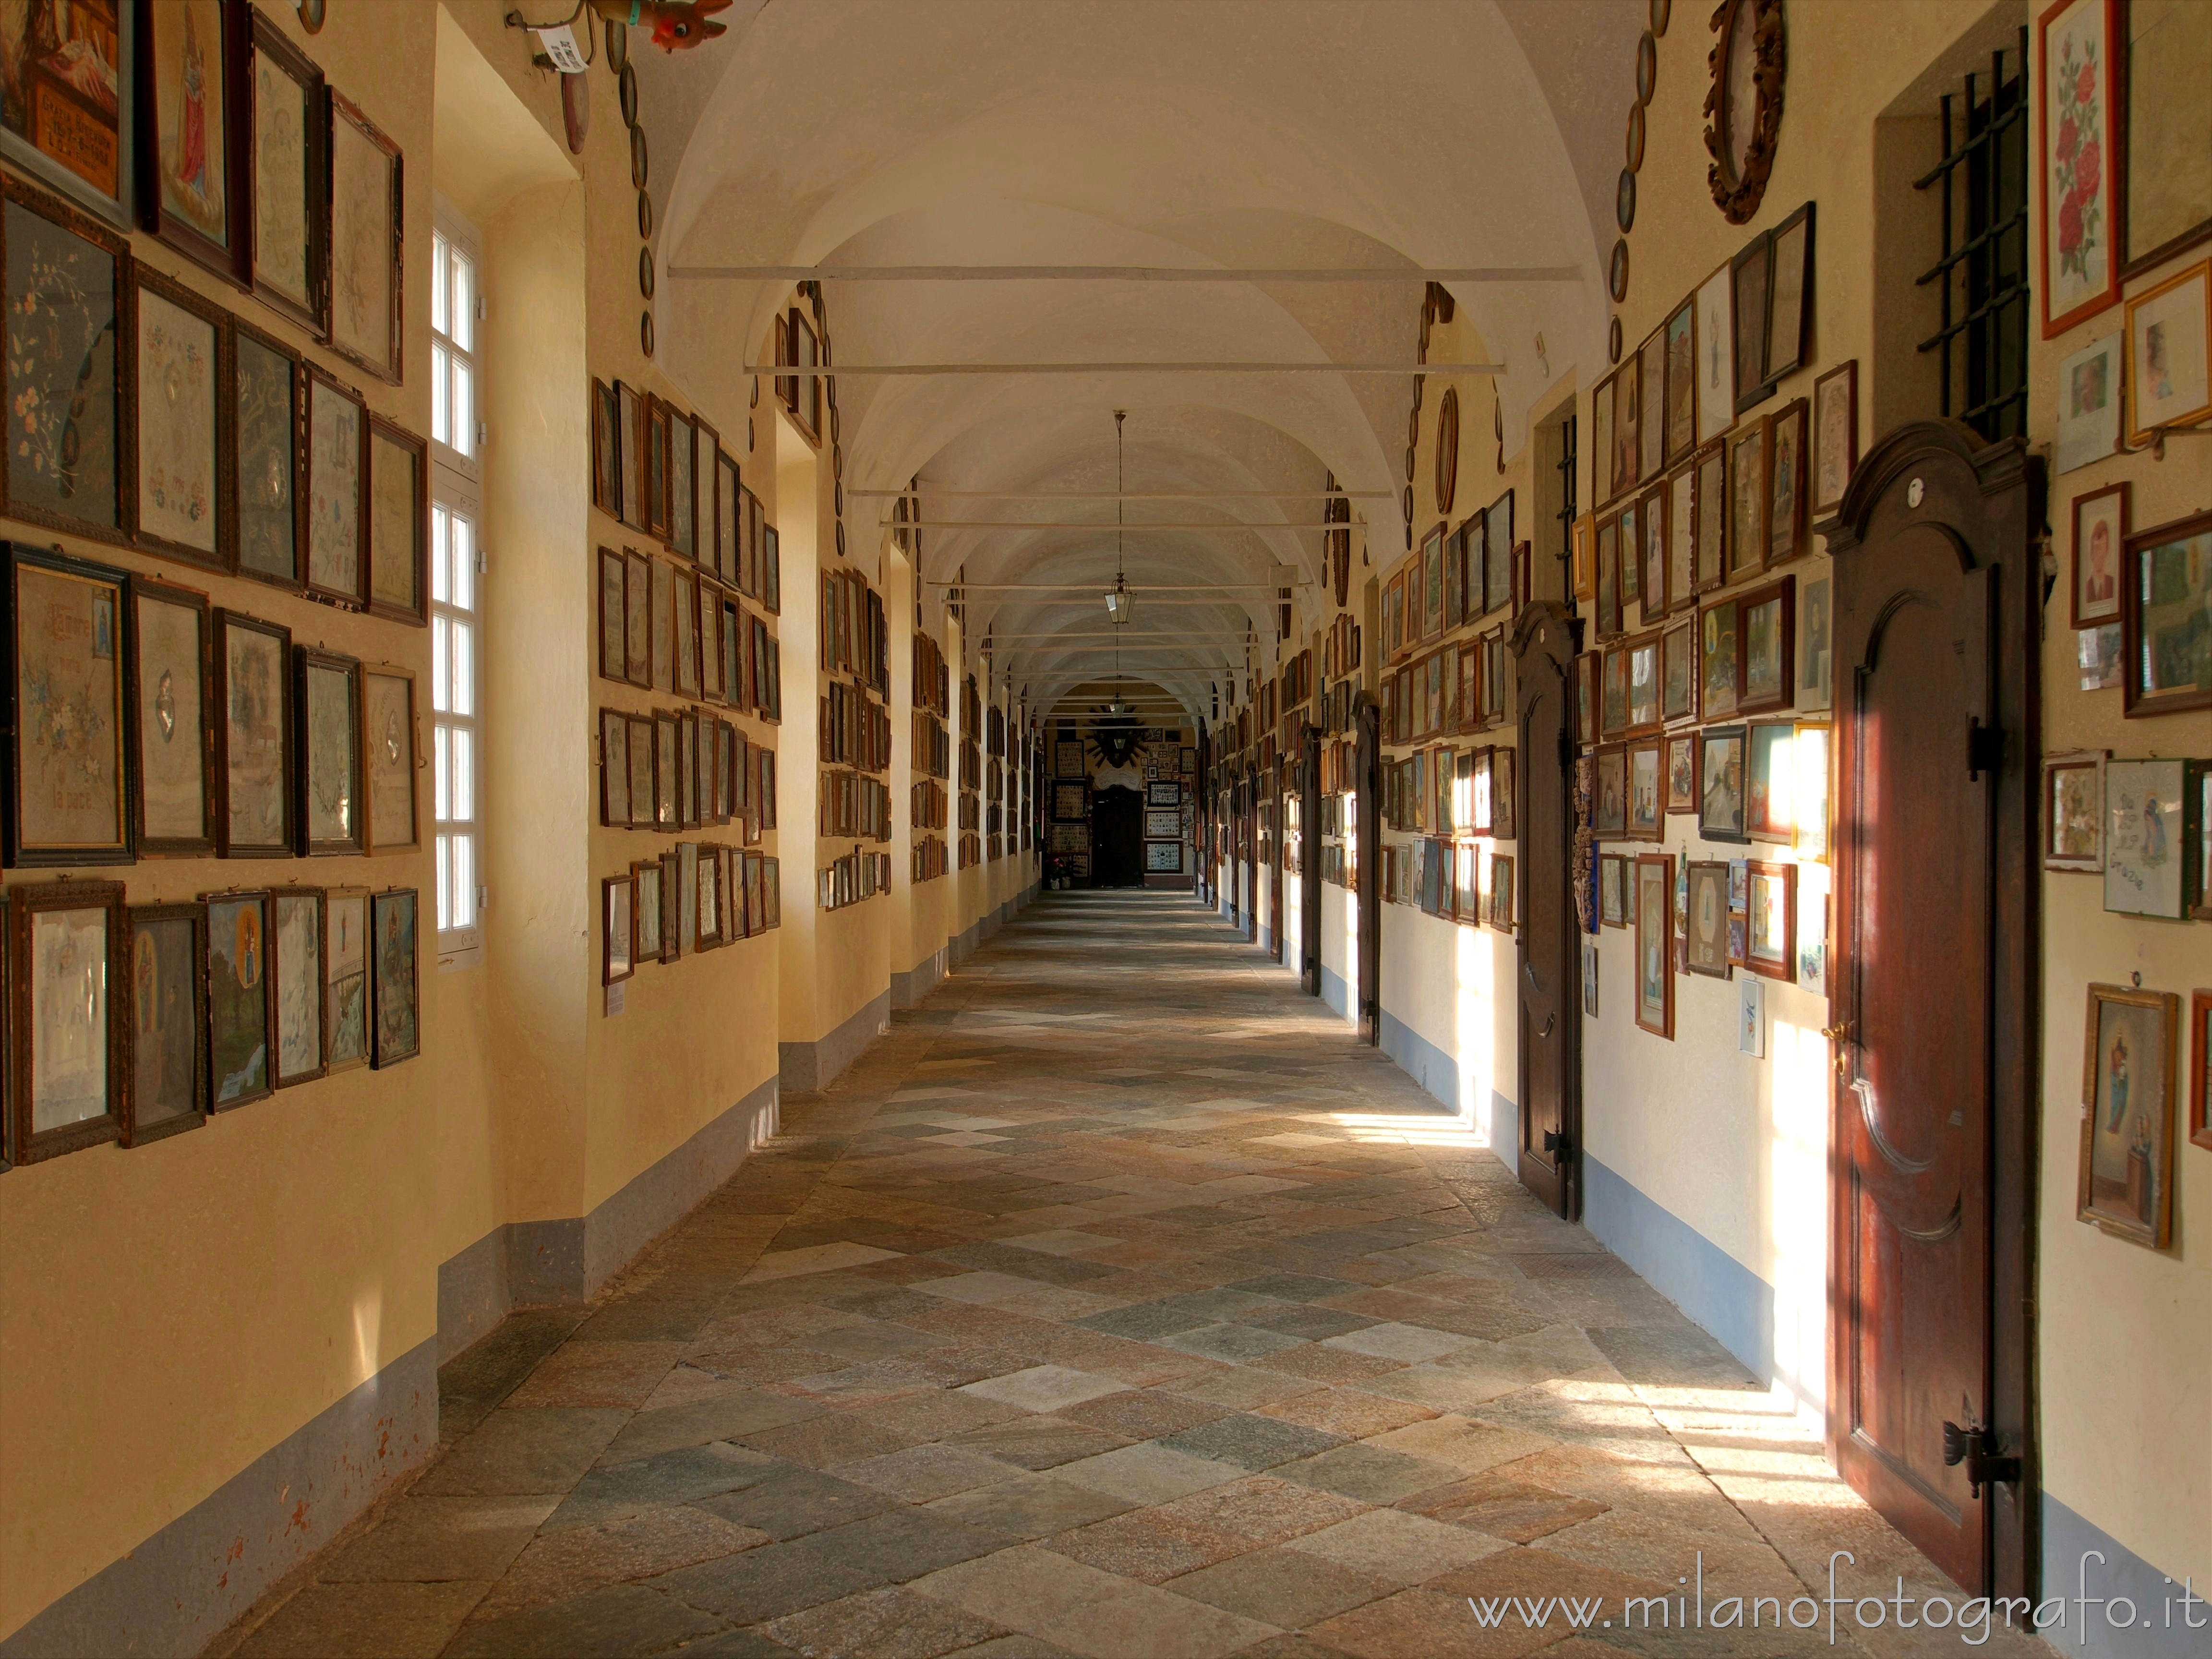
[[216, 891, 2046, 1659]]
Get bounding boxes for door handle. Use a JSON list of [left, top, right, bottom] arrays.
[[1822, 1021, 1853, 1076], [1536, 1013, 1555, 1040]]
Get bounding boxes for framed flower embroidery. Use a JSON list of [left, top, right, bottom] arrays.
[[2039, 0, 2123, 337]]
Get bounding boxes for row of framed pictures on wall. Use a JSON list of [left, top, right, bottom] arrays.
[[819, 848, 892, 912], [1588, 721, 1830, 858], [2075, 982, 2212, 1258], [5, 545, 418, 868], [2, 2, 406, 382], [598, 707, 776, 838], [1599, 852, 1827, 1044], [1381, 628, 1513, 747], [1, 881, 417, 1168], [604, 846, 781, 986], [2065, 492, 2212, 720], [1577, 376, 1850, 641], [1383, 745, 1519, 842], [1595, 204, 1821, 512], [599, 545, 784, 721], [1382, 840, 1514, 934], [0, 175, 428, 618], [2051, 263, 2212, 476], [1384, 492, 1518, 665], [591, 379, 782, 616], [2044, 751, 2210, 921]]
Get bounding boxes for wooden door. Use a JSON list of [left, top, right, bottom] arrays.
[[1826, 423, 2039, 1599], [1091, 787, 1142, 887], [1356, 696, 1381, 1045], [1301, 726, 1322, 995], [1242, 769, 1257, 940], [1513, 603, 1580, 1218], [1268, 763, 1285, 962]]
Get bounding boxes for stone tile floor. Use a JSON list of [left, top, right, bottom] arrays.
[[214, 891, 2043, 1658]]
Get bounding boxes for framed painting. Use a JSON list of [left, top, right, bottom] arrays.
[[1493, 745, 1517, 840], [129, 574, 215, 857], [1793, 721, 1832, 862], [1486, 492, 1513, 614], [1700, 597, 1741, 721], [1612, 351, 1640, 500], [716, 449, 740, 584], [214, 608, 290, 857], [369, 888, 418, 1068], [1571, 514, 1595, 602], [1745, 720, 1794, 842], [1488, 853, 1515, 933], [246, 10, 323, 333], [1765, 398, 1807, 565], [1812, 361, 1856, 517], [2123, 259, 2212, 444], [1595, 514, 1620, 638], [1796, 560, 1834, 714], [1600, 643, 1628, 738], [1665, 295, 1696, 463], [321, 886, 367, 1072], [1618, 499, 1642, 613], [202, 889, 271, 1107], [2044, 749, 2107, 872], [1661, 617, 1696, 725], [1731, 230, 1772, 412], [672, 565, 700, 698], [1665, 732, 1699, 815], [2197, 761, 2212, 923], [2078, 983, 2176, 1250], [2104, 756, 2188, 917], [231, 320, 303, 589], [628, 857, 661, 962], [643, 396, 672, 540], [600, 707, 630, 827], [1627, 739, 1662, 840], [1, 178, 127, 544], [624, 713, 652, 828], [0, 0, 133, 226], [598, 546, 627, 683], [1700, 724, 1749, 843], [1626, 632, 1660, 733], [668, 411, 697, 562], [325, 89, 401, 383], [365, 415, 428, 625], [135, 0, 246, 278], [2122, 0, 2212, 276], [1419, 522, 1445, 640], [1145, 841, 1182, 874], [1638, 326, 1665, 483], [624, 549, 652, 685], [653, 712, 678, 829], [1685, 860, 1731, 979], [2195, 988, 2212, 1153], [698, 581, 723, 703], [361, 664, 418, 855], [1639, 485, 1667, 617], [1728, 418, 1769, 580], [763, 521, 781, 614], [1573, 651, 1599, 747], [294, 645, 361, 855], [271, 887, 323, 1088], [123, 901, 206, 1144], [1695, 261, 1733, 444], [1737, 577, 1795, 714], [2039, 0, 2123, 336], [6, 547, 131, 866], [1599, 854, 1626, 927], [1744, 860, 1795, 980], [132, 264, 230, 568], [591, 377, 620, 518], [2072, 481, 2128, 627], [1764, 202, 1814, 385], [304, 366, 366, 608], [8, 879, 125, 1161], [1634, 852, 1675, 1039], [1591, 369, 1614, 504], [694, 843, 721, 950], [1582, 938, 1598, 1016], [1593, 745, 1627, 839], [2121, 508, 2212, 718], [615, 380, 644, 530], [1693, 439, 1727, 593], [650, 555, 674, 691], [1666, 463, 1694, 611], [603, 873, 635, 985]]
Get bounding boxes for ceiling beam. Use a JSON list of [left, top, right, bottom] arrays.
[[743, 360, 1500, 375], [857, 488, 1389, 501], [897, 520, 1349, 531], [674, 264, 1579, 284]]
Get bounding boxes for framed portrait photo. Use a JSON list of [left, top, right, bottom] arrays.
[[369, 888, 419, 1068], [272, 887, 324, 1089], [246, 9, 325, 333], [2123, 259, 2212, 445], [132, 264, 231, 569], [325, 89, 402, 383], [2044, 749, 2108, 872], [294, 645, 361, 855], [123, 901, 207, 1144], [202, 888, 273, 1108], [361, 665, 419, 855], [365, 415, 428, 625], [2071, 481, 2128, 628], [2039, 0, 2124, 337], [7, 547, 132, 866], [2077, 983, 2176, 1250], [8, 880, 126, 1162], [2055, 332, 2123, 475], [2121, 508, 2212, 718], [231, 320, 303, 589], [1, 179, 128, 544]]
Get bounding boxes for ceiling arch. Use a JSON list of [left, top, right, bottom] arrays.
[[642, 0, 1643, 705]]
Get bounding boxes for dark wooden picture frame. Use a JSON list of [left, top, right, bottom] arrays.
[[8, 879, 127, 1161], [270, 885, 325, 1088], [2191, 987, 2212, 1154], [128, 573, 218, 857], [2077, 982, 2176, 1250], [302, 362, 368, 609], [1699, 723, 1750, 843], [229, 316, 305, 590], [603, 872, 635, 985], [129, 260, 235, 571], [0, 175, 133, 549], [2070, 479, 2128, 630], [1685, 859, 1733, 978], [1633, 851, 1676, 1038], [1736, 577, 1796, 714], [2121, 506, 2212, 719], [1731, 229, 1773, 413], [201, 886, 274, 1108], [642, 394, 673, 541], [213, 606, 292, 857], [6, 546, 134, 868], [364, 413, 428, 625], [368, 887, 419, 1069], [1743, 858, 1796, 980], [294, 644, 362, 855], [323, 87, 403, 384], [591, 377, 621, 518], [245, 7, 326, 336], [1765, 397, 1808, 566], [122, 900, 209, 1144], [359, 663, 419, 856], [135, 0, 250, 282]]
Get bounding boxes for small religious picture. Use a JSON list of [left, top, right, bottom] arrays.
[[370, 889, 420, 1067], [2044, 750, 2107, 872], [2104, 757, 2187, 918], [2077, 984, 2177, 1250], [205, 891, 272, 1107]]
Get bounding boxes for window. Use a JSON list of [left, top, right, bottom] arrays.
[[430, 204, 484, 967], [430, 224, 479, 473]]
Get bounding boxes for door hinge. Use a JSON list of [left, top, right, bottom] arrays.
[[1966, 716, 2003, 781], [1941, 1420, 2021, 1498], [1542, 1128, 1572, 1157], [476, 420, 489, 450], [476, 885, 489, 912]]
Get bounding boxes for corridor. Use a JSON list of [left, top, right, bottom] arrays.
[[216, 893, 2033, 1659]]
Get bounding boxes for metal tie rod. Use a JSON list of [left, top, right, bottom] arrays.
[[744, 360, 1500, 376], [859, 488, 1387, 501], [675, 264, 1579, 284], [902, 520, 1346, 530]]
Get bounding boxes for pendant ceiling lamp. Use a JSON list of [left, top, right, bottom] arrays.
[[1106, 410, 1134, 627]]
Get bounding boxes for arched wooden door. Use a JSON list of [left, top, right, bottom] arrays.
[[1512, 601, 1581, 1219], [1825, 423, 2039, 1600]]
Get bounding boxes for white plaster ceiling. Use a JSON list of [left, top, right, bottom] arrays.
[[644, 0, 1646, 720]]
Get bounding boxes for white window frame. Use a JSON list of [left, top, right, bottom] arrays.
[[430, 202, 485, 971], [430, 202, 481, 480]]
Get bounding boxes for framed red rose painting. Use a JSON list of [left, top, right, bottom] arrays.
[[2039, 0, 2123, 337]]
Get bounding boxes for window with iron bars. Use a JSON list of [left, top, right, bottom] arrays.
[[1914, 29, 2030, 443]]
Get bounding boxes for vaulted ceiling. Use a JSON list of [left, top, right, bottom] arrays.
[[642, 0, 1643, 719]]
